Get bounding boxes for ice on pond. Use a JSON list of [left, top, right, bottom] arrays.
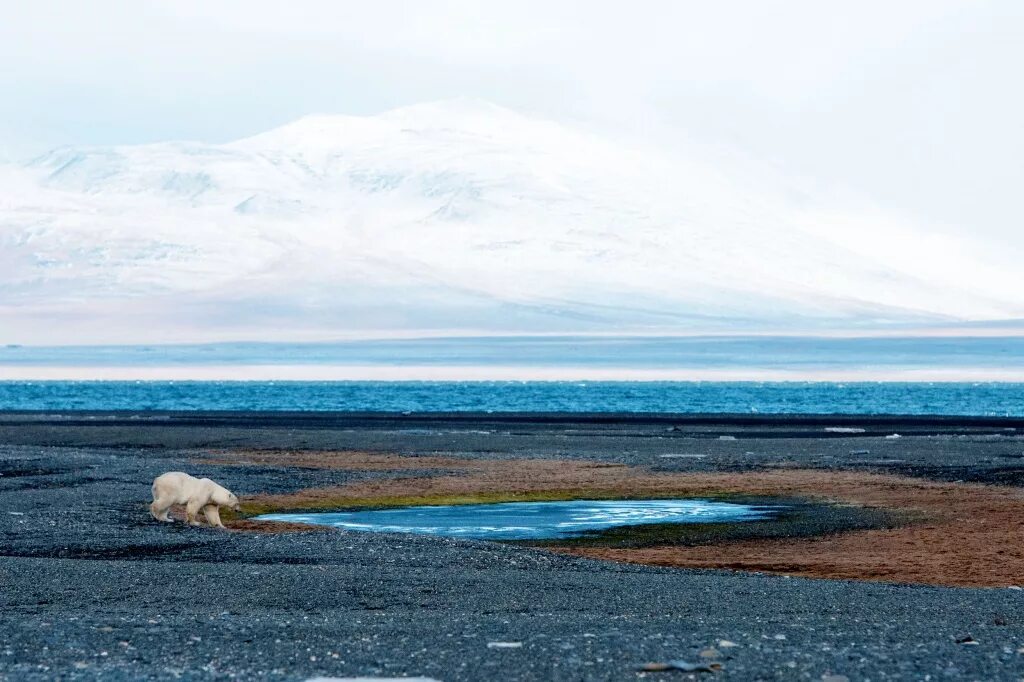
[[255, 498, 777, 540]]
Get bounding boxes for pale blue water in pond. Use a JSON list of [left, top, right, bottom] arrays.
[[254, 499, 777, 540], [1, 380, 1024, 415]]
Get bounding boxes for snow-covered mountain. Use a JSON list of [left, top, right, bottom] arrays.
[[2, 98, 1023, 343]]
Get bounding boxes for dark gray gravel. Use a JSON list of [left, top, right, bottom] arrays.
[[1, 413, 1023, 681]]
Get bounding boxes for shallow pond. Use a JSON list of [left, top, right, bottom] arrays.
[[255, 498, 777, 540]]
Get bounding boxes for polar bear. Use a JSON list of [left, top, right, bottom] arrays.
[[150, 472, 240, 528]]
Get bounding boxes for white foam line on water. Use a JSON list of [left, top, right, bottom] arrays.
[[6, 363, 1024, 382]]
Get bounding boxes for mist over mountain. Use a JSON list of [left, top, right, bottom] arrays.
[[2, 99, 1022, 344]]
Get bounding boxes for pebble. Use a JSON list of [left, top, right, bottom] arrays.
[[640, 660, 721, 673]]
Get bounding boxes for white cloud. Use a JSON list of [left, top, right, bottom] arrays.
[[0, 0, 1022, 242]]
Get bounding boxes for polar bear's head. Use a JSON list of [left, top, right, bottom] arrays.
[[211, 485, 241, 511]]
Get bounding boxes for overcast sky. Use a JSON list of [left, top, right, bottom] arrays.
[[2, 0, 1022, 241]]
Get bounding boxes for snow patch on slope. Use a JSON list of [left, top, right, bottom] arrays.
[[2, 99, 1022, 343]]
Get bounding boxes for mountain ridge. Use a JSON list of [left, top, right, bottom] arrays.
[[2, 99, 1022, 344]]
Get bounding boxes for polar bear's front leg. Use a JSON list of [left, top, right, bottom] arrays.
[[202, 504, 225, 529], [150, 499, 173, 522], [185, 499, 205, 526]]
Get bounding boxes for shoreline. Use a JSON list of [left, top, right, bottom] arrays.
[[4, 410, 1024, 426]]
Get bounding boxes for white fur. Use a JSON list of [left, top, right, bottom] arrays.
[[149, 472, 240, 528]]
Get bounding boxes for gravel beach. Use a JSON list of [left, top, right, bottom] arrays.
[[2, 412, 1023, 680]]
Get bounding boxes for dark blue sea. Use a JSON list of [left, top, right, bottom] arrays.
[[2, 380, 1023, 415], [2, 336, 1024, 414]]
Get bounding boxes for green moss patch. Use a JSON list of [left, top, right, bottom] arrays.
[[237, 487, 755, 517]]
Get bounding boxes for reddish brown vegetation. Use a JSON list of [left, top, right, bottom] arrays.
[[205, 449, 1024, 587]]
